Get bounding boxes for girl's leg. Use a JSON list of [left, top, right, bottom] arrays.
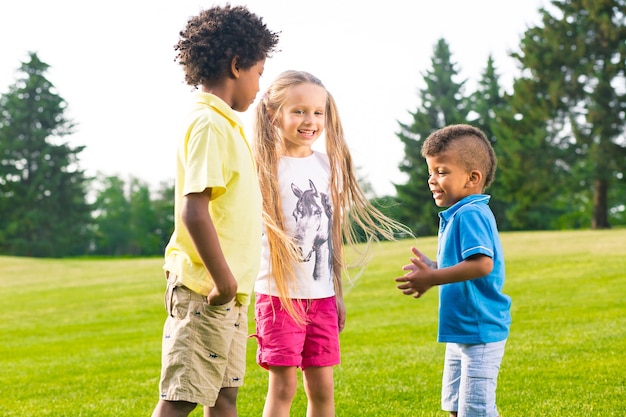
[[262, 366, 299, 417], [302, 365, 335, 417]]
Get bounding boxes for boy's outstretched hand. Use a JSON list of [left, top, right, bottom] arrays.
[[395, 246, 436, 299]]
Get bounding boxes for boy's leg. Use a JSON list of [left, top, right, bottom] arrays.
[[204, 387, 238, 417], [204, 302, 249, 417], [157, 282, 241, 409], [152, 399, 197, 417], [457, 340, 506, 417], [441, 343, 462, 414]]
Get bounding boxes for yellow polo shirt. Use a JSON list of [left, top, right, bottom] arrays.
[[163, 92, 262, 306]]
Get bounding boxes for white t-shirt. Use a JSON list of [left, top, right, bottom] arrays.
[[255, 151, 335, 299]]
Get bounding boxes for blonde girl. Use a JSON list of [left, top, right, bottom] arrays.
[[253, 70, 409, 417]]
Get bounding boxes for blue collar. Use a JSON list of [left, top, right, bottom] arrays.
[[439, 194, 491, 222]]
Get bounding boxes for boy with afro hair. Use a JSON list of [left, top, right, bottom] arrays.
[[151, 5, 279, 417]]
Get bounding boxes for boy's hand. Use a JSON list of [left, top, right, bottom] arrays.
[[395, 246, 435, 299], [207, 275, 238, 305], [409, 246, 436, 269]]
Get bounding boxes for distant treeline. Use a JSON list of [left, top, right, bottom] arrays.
[[1, 0, 625, 257]]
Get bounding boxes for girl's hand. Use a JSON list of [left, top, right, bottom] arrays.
[[336, 296, 346, 333]]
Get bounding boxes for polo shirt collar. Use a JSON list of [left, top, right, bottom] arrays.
[[439, 194, 491, 222], [195, 92, 243, 129]]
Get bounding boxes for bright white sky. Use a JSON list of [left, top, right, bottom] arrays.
[[0, 0, 545, 196]]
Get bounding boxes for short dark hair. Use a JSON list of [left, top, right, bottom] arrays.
[[421, 124, 497, 189], [175, 4, 280, 86]]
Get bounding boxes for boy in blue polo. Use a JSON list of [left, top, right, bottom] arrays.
[[395, 124, 511, 417]]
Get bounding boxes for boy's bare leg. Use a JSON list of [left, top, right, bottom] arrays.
[[152, 399, 196, 417], [204, 387, 238, 417]]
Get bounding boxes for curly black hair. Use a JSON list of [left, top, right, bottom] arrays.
[[175, 4, 280, 86]]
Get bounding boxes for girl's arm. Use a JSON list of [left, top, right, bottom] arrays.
[[333, 227, 346, 333], [335, 281, 346, 333]]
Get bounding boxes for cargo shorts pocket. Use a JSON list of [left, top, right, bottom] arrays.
[[164, 282, 191, 319]]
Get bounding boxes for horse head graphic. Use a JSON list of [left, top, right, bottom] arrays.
[[291, 179, 333, 281]]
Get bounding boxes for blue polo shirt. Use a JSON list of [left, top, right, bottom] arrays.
[[437, 194, 511, 344]]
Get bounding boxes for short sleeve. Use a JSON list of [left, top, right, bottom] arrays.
[[183, 122, 227, 199], [458, 208, 495, 260]]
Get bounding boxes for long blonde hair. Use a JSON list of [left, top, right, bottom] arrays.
[[253, 70, 410, 323]]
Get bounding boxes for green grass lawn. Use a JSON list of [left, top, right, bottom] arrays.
[[1, 229, 625, 416]]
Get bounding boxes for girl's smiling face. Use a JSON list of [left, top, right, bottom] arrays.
[[274, 82, 327, 157], [425, 150, 475, 207]]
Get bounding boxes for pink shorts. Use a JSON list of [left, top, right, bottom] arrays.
[[253, 293, 340, 370]]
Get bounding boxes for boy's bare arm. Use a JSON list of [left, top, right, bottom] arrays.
[[395, 246, 493, 298], [181, 189, 237, 305]]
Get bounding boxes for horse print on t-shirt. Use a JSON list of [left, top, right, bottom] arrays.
[[291, 179, 333, 282]]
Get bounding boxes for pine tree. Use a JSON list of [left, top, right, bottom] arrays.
[[511, 0, 626, 229], [394, 38, 470, 236], [152, 179, 175, 254], [469, 55, 511, 230], [92, 175, 132, 256], [91, 175, 175, 256], [492, 82, 569, 229], [128, 177, 161, 256], [0, 52, 92, 256]]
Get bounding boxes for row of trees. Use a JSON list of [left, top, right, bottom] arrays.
[[0, 53, 174, 256], [1, 0, 625, 257], [392, 0, 626, 236], [90, 176, 173, 257]]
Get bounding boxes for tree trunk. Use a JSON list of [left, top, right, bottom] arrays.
[[592, 178, 610, 229]]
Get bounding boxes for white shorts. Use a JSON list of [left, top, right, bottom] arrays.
[[441, 340, 507, 417]]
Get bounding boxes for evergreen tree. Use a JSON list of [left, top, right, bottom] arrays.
[[394, 38, 470, 236], [511, 0, 626, 229], [492, 83, 570, 229], [470, 56, 505, 134], [128, 178, 160, 256], [91, 175, 174, 256], [0, 52, 92, 256], [91, 175, 132, 256], [152, 179, 175, 254], [469, 55, 511, 230]]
